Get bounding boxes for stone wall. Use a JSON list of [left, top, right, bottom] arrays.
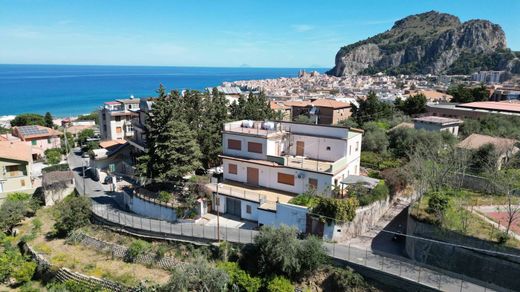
[[69, 231, 180, 270], [405, 216, 520, 291], [22, 242, 133, 291], [453, 172, 497, 194], [325, 196, 392, 241]]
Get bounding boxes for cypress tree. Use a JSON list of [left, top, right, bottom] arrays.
[[44, 112, 54, 128], [137, 85, 201, 183]]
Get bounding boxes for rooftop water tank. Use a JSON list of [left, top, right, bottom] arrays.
[[242, 120, 254, 128], [262, 121, 275, 130]]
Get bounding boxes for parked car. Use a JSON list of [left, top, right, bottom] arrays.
[[103, 175, 122, 184]]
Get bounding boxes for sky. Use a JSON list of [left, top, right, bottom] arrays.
[[0, 0, 518, 68]]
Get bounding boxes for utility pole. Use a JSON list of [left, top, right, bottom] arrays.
[[216, 182, 220, 242]]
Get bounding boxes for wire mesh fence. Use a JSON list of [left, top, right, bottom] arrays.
[[91, 203, 494, 292]]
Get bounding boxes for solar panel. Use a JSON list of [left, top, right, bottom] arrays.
[[19, 125, 49, 136]]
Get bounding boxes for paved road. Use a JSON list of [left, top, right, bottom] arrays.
[[67, 149, 496, 292]]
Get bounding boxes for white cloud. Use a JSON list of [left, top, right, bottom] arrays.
[[292, 24, 314, 32]]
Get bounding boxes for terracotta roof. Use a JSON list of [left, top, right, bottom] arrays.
[[67, 125, 93, 135], [13, 125, 62, 140], [457, 102, 520, 114], [310, 99, 351, 109], [270, 101, 290, 110], [283, 100, 312, 107], [0, 141, 32, 162], [42, 171, 74, 186], [405, 90, 453, 102], [99, 139, 126, 149], [457, 134, 518, 153]]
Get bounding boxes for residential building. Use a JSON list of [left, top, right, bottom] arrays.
[[42, 171, 75, 206], [128, 98, 154, 152], [99, 98, 139, 141], [90, 140, 133, 176], [206, 86, 243, 104], [457, 134, 519, 169], [283, 99, 352, 125], [427, 101, 520, 119], [413, 116, 463, 136], [471, 71, 505, 84], [12, 125, 62, 160], [403, 89, 453, 102], [269, 101, 292, 121], [208, 120, 363, 222], [0, 141, 33, 194]]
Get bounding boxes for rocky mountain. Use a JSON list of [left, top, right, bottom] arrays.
[[327, 11, 520, 76]]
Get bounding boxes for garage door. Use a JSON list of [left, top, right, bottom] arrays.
[[226, 197, 242, 217]]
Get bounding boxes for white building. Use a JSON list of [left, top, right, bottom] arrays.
[[207, 120, 363, 224], [99, 99, 139, 141], [471, 71, 505, 84]]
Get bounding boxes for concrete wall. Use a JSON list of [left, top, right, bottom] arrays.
[[406, 215, 520, 291], [324, 196, 391, 241], [128, 194, 177, 222], [222, 133, 270, 160], [28, 137, 61, 152], [44, 184, 75, 206], [0, 159, 32, 193], [214, 193, 259, 221], [414, 122, 459, 136], [288, 134, 347, 161], [257, 202, 308, 232]]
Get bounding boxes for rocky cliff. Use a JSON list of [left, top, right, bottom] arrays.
[[328, 11, 519, 76]]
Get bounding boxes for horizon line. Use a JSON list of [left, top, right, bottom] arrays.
[[0, 63, 331, 70]]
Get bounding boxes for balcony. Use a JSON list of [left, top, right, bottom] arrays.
[[266, 154, 347, 174]]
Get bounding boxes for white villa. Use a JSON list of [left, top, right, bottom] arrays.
[[207, 120, 363, 226]]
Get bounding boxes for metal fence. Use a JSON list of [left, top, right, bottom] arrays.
[[91, 203, 495, 292]]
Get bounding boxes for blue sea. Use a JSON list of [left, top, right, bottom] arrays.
[[0, 64, 326, 117]]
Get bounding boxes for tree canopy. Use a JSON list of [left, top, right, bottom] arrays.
[[448, 84, 489, 103], [395, 93, 427, 116], [44, 112, 54, 128], [10, 113, 45, 127], [352, 91, 394, 125]]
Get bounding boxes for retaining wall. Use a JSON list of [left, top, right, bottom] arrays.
[[22, 242, 133, 291], [405, 216, 520, 291], [69, 231, 180, 270]]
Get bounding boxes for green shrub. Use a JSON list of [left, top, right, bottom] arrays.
[[426, 192, 451, 224], [44, 148, 62, 165], [218, 262, 262, 292], [326, 266, 368, 291], [288, 194, 319, 208], [266, 276, 294, 292], [53, 194, 91, 237], [312, 197, 359, 224], [158, 191, 172, 203], [126, 240, 151, 262], [42, 163, 70, 174]]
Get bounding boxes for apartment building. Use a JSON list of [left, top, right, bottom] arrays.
[[208, 120, 363, 222], [12, 125, 62, 160], [127, 98, 154, 152], [284, 99, 352, 125], [99, 98, 139, 141], [0, 141, 33, 194]]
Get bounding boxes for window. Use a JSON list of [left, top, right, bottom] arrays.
[[20, 179, 25, 187], [355, 142, 359, 151], [216, 197, 220, 206], [326, 146, 331, 151], [308, 178, 318, 189], [248, 142, 262, 153], [349, 145, 352, 155], [31, 140, 37, 146], [277, 173, 295, 186], [6, 165, 20, 176], [228, 139, 241, 150], [116, 127, 122, 133], [47, 138, 52, 144], [246, 205, 252, 214], [228, 163, 237, 175], [115, 116, 121, 122]]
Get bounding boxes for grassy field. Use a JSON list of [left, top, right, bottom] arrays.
[[411, 189, 520, 249], [18, 208, 171, 287]]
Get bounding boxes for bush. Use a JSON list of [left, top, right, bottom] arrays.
[[162, 257, 229, 292], [288, 194, 319, 208], [0, 195, 33, 233], [0, 237, 37, 286], [266, 276, 294, 292], [312, 197, 359, 224], [158, 191, 172, 203], [42, 163, 70, 174], [218, 261, 262, 292], [126, 240, 151, 262], [380, 168, 408, 195], [325, 266, 368, 291], [426, 192, 451, 224], [44, 148, 62, 165], [251, 225, 327, 279], [53, 194, 91, 237]]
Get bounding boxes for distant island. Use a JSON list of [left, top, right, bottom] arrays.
[[327, 11, 520, 76]]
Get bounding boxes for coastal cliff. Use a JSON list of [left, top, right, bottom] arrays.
[[327, 11, 520, 76]]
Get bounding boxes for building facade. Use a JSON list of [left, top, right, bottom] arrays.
[[0, 141, 33, 194], [12, 125, 62, 160], [413, 116, 463, 137], [208, 120, 363, 222], [128, 98, 154, 152], [99, 98, 139, 141]]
